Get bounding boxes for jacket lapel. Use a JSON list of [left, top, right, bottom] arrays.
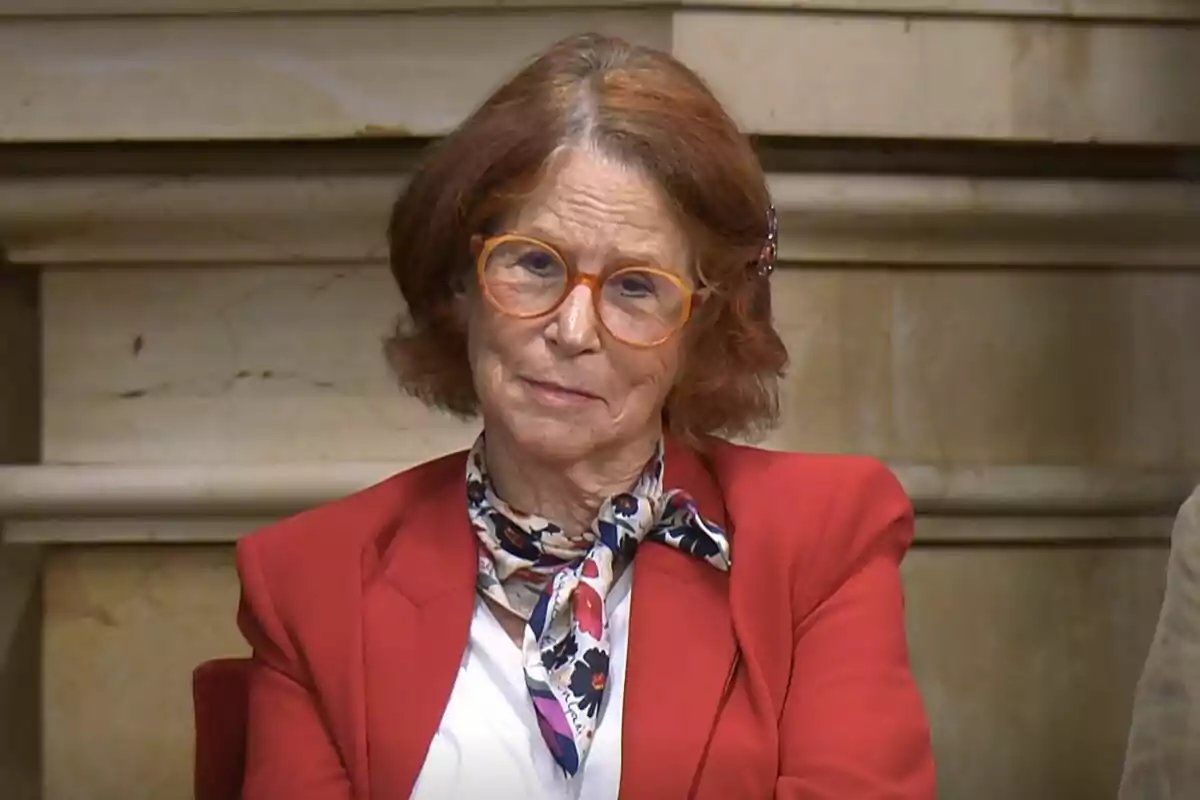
[[620, 440, 738, 800], [360, 454, 478, 799]]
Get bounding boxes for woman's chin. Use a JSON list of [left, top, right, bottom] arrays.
[[497, 409, 611, 464]]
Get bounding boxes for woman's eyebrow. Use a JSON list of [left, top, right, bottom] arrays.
[[517, 220, 675, 270], [519, 222, 562, 243], [611, 248, 665, 267]]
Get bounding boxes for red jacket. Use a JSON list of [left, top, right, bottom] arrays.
[[236, 437, 936, 799]]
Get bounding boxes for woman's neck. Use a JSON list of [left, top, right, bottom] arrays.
[[484, 430, 660, 539]]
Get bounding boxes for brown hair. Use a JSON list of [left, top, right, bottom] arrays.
[[386, 32, 788, 441]]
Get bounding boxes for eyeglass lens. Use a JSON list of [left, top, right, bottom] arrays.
[[482, 238, 688, 345]]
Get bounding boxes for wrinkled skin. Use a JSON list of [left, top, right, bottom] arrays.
[[463, 146, 694, 540]]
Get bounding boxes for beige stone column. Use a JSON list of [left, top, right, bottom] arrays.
[[0, 260, 43, 800]]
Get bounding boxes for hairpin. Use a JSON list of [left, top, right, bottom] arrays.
[[756, 204, 778, 278]]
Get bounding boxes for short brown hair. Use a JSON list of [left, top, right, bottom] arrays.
[[386, 33, 788, 441]]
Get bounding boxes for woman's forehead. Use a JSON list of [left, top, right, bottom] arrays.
[[504, 149, 690, 267]]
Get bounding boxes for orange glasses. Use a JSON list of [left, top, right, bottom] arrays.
[[474, 234, 698, 348]]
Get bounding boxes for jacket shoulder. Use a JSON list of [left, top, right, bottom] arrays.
[[709, 439, 910, 522], [236, 451, 467, 600], [1178, 485, 1200, 538], [1167, 485, 1200, 583], [707, 440, 914, 602]]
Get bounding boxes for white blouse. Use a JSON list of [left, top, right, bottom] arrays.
[[410, 569, 634, 800]]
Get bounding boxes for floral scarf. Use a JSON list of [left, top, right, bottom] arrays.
[[466, 435, 732, 776]]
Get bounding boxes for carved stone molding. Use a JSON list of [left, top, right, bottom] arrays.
[[0, 463, 1194, 542], [3, 172, 1198, 268]]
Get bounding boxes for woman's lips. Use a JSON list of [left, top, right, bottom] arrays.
[[522, 378, 599, 406]]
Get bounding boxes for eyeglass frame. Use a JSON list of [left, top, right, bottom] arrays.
[[471, 233, 704, 349]]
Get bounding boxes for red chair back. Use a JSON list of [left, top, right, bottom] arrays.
[[193, 657, 251, 800]]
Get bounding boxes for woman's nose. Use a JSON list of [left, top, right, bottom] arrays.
[[548, 283, 601, 354]]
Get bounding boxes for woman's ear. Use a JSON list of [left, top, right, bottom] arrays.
[[448, 235, 486, 326], [452, 288, 470, 325], [450, 267, 475, 326]]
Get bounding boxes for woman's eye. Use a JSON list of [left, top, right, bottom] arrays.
[[617, 275, 655, 296], [518, 252, 558, 275]]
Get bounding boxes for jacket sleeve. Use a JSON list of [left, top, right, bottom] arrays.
[[775, 461, 937, 799], [1119, 487, 1200, 800], [237, 536, 354, 799]]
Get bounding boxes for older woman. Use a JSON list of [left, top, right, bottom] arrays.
[[236, 33, 935, 799]]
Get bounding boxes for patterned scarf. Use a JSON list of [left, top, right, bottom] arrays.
[[466, 435, 732, 776]]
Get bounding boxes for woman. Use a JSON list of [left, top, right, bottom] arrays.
[[236, 33, 936, 799], [1120, 485, 1200, 799]]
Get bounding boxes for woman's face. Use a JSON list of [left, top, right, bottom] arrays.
[[464, 148, 693, 465]]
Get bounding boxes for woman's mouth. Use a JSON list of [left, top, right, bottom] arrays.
[[522, 378, 599, 406]]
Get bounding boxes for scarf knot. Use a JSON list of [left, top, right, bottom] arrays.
[[467, 435, 731, 776]]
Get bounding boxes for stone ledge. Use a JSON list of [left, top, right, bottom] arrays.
[[4, 173, 1199, 268], [1, 514, 1181, 545], [0, 462, 1195, 529]]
